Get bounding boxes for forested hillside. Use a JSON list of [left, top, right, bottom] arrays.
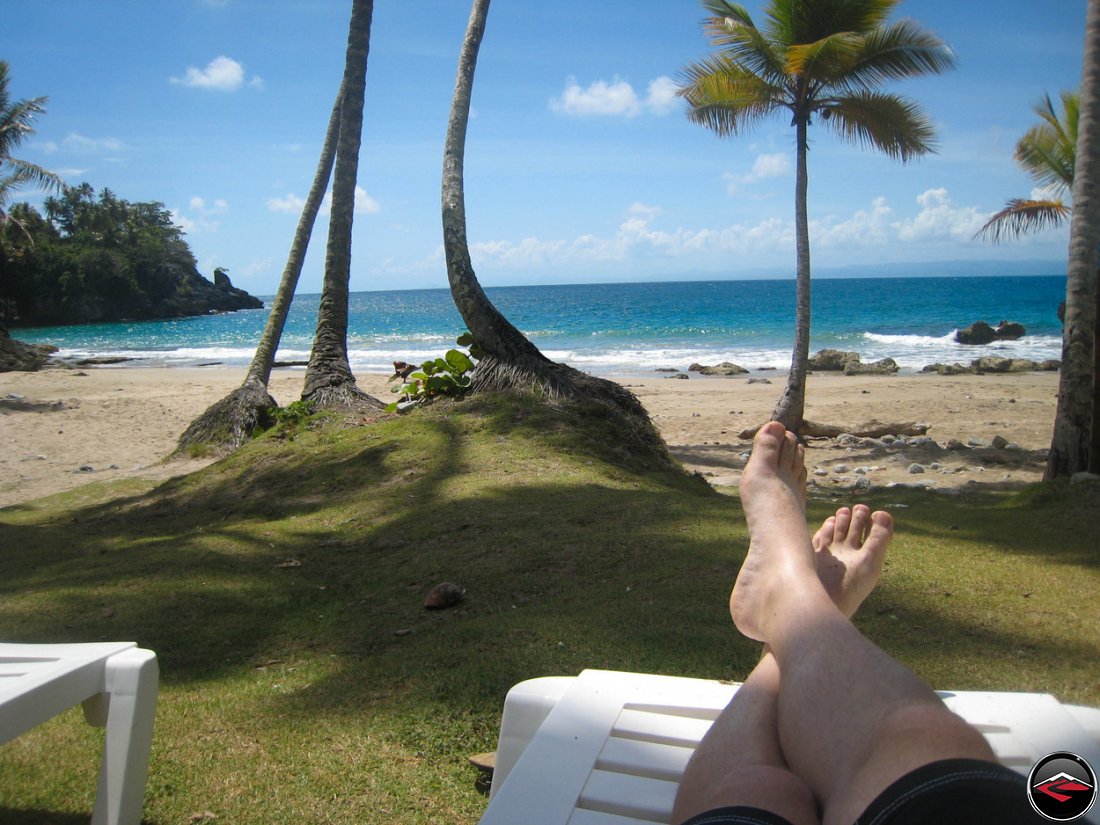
[[0, 184, 261, 327]]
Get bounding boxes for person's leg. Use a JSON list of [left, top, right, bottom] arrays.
[[735, 422, 995, 825], [672, 498, 896, 824], [671, 650, 818, 825]]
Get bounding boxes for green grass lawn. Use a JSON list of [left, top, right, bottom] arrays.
[[1, 393, 1098, 823]]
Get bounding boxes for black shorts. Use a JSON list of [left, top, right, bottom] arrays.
[[679, 758, 1069, 825]]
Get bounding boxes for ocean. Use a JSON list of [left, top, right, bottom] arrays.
[[13, 275, 1066, 378]]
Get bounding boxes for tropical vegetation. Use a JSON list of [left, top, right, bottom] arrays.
[[974, 86, 1098, 479], [0, 183, 259, 327], [0, 59, 65, 238], [678, 0, 955, 433], [975, 92, 1077, 244], [1050, 0, 1100, 478]]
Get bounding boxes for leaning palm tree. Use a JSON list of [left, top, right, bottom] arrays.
[[0, 60, 65, 235], [680, 0, 955, 433], [442, 0, 657, 439], [975, 92, 1076, 243], [1049, 0, 1100, 478], [176, 85, 343, 453], [302, 0, 382, 410]]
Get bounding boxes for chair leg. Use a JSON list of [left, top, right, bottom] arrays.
[[90, 649, 159, 825]]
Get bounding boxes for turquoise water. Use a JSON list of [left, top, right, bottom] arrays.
[[14, 275, 1066, 376]]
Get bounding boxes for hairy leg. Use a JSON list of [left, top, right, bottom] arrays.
[[673, 462, 895, 824], [671, 652, 818, 825], [735, 423, 995, 825]]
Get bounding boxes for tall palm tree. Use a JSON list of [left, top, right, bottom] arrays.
[[679, 0, 954, 433], [176, 85, 343, 453], [0, 60, 65, 236], [975, 92, 1076, 243], [1049, 0, 1100, 478], [971, 88, 1098, 478], [302, 0, 382, 410], [442, 0, 656, 438]]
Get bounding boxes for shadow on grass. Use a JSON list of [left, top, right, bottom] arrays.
[[2, 395, 1098, 724], [0, 809, 132, 825]]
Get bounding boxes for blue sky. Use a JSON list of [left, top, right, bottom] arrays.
[[4, 0, 1087, 295]]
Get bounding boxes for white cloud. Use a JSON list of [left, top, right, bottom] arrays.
[[725, 152, 791, 193], [171, 194, 228, 234], [190, 196, 228, 215], [628, 202, 663, 220], [171, 56, 262, 91], [462, 188, 1016, 276], [891, 188, 986, 242], [267, 193, 305, 213], [40, 132, 126, 155], [645, 76, 679, 115], [269, 186, 380, 216], [549, 75, 676, 118], [551, 76, 639, 117]]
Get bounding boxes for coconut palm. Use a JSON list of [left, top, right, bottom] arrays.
[[0, 60, 65, 235], [176, 85, 343, 453], [302, 0, 382, 410], [975, 92, 1076, 243], [442, 0, 656, 439], [1048, 0, 1100, 478], [679, 0, 954, 433]]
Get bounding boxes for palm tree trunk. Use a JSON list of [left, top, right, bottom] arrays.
[[440, 0, 657, 447], [174, 87, 345, 454], [1047, 0, 1100, 479], [433, 0, 665, 460], [303, 0, 381, 410], [247, 84, 342, 389], [771, 116, 812, 434], [442, 0, 557, 387]]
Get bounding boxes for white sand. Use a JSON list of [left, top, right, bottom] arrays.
[[0, 366, 1059, 508]]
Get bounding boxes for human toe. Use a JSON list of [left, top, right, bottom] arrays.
[[849, 504, 871, 544], [813, 516, 836, 551], [833, 507, 853, 543]]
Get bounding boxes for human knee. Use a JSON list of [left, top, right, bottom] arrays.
[[677, 764, 819, 825]]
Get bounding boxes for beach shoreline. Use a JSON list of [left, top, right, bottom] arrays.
[[0, 365, 1059, 508]]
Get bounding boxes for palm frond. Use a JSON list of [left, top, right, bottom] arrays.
[[974, 198, 1070, 243], [770, 0, 898, 46], [679, 55, 787, 136], [702, 4, 787, 84], [787, 31, 862, 83], [1014, 91, 1077, 195], [0, 159, 66, 199], [821, 90, 936, 160], [839, 20, 956, 89]]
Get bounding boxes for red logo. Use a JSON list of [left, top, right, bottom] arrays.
[[1028, 753, 1096, 822]]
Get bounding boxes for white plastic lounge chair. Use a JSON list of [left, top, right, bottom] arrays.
[[0, 641, 159, 825], [479, 669, 1100, 825]]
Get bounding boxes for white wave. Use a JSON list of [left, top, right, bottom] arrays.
[[863, 331, 959, 347]]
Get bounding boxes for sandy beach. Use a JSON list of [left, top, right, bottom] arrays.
[[0, 365, 1059, 508]]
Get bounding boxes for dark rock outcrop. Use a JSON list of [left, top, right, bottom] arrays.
[[844, 357, 899, 376], [921, 362, 973, 375], [0, 327, 57, 372], [7, 266, 262, 328], [808, 349, 861, 371], [955, 320, 1027, 345], [689, 362, 748, 376]]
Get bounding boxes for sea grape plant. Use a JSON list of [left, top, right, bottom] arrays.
[[386, 333, 480, 412]]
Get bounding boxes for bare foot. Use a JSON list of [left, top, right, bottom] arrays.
[[812, 504, 893, 618], [732, 422, 820, 642]]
